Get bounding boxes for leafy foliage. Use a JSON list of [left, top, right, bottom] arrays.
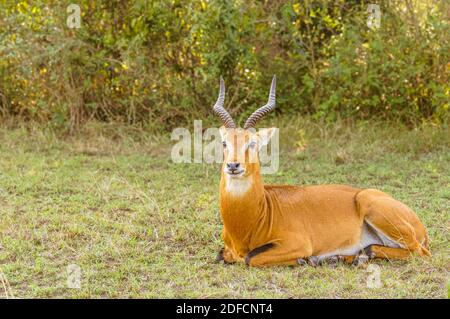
[[0, 0, 448, 130]]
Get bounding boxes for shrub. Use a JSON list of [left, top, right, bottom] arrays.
[[0, 0, 448, 130]]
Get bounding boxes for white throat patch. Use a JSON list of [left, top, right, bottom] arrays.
[[225, 175, 252, 195]]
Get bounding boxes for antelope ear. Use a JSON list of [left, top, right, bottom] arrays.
[[256, 128, 276, 148], [219, 126, 227, 140]]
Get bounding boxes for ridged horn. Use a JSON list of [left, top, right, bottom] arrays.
[[243, 75, 276, 129], [213, 77, 236, 128]]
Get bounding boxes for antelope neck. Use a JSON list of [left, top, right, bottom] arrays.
[[219, 172, 266, 241]]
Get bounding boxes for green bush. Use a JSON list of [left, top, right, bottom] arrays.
[[0, 0, 448, 130]]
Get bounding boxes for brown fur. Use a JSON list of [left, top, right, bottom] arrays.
[[218, 128, 430, 267]]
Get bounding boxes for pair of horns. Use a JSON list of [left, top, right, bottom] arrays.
[[213, 75, 276, 129]]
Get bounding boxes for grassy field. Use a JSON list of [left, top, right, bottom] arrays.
[[0, 119, 448, 298]]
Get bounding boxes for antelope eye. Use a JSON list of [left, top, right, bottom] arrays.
[[222, 141, 227, 148]]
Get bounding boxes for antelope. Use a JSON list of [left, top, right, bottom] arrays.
[[213, 76, 431, 267]]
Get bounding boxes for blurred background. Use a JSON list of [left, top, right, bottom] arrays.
[[0, 0, 448, 131]]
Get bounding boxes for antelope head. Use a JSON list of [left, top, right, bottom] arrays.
[[213, 76, 277, 188]]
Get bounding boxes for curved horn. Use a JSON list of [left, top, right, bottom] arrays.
[[243, 75, 276, 129], [213, 76, 236, 128]]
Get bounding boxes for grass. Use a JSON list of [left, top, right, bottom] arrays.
[[0, 118, 448, 298]]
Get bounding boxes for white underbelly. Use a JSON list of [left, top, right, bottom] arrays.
[[314, 221, 403, 261]]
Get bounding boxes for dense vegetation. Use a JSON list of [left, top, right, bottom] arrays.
[[0, 0, 448, 130]]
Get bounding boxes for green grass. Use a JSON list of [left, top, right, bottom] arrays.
[[0, 119, 449, 298]]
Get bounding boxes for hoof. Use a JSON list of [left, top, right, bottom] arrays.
[[363, 246, 376, 259], [352, 254, 369, 267], [215, 248, 225, 263], [297, 258, 308, 266], [308, 256, 319, 267], [323, 255, 344, 267]]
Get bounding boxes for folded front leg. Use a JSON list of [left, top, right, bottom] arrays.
[[245, 242, 312, 267]]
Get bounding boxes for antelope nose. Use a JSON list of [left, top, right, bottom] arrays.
[[226, 162, 240, 172]]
